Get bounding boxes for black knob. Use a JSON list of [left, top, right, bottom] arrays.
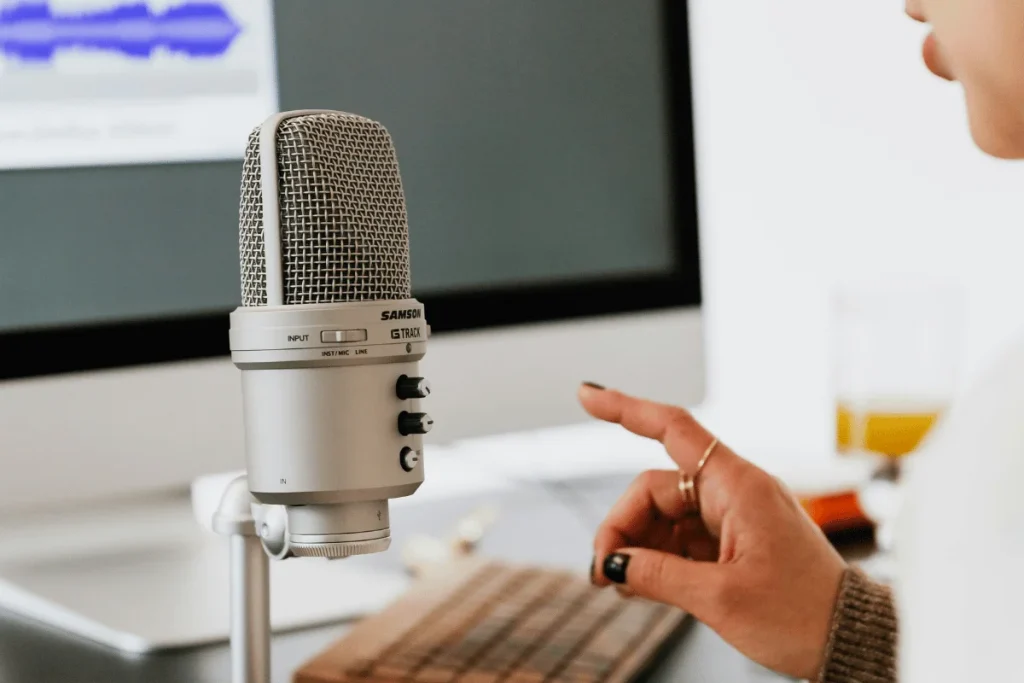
[[396, 375, 431, 400], [400, 447, 421, 472], [398, 411, 434, 436]]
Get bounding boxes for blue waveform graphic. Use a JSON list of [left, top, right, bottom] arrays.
[[0, 2, 242, 61]]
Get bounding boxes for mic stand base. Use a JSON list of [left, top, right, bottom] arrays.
[[214, 475, 271, 683]]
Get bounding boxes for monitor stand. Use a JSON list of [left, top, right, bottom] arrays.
[[0, 491, 409, 653]]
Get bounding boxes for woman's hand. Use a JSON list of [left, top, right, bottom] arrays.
[[579, 384, 847, 682]]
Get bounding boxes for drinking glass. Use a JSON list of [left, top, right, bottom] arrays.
[[832, 282, 964, 549]]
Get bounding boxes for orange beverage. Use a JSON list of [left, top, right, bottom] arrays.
[[835, 401, 943, 459]]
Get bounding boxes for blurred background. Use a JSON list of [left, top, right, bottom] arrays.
[[690, 0, 1024, 458]]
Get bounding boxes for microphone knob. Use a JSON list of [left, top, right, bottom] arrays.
[[396, 375, 431, 400], [399, 447, 422, 472], [398, 411, 434, 436]]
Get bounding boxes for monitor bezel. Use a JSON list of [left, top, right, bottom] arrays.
[[0, 0, 700, 382]]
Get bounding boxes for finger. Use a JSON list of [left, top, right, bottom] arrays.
[[591, 470, 695, 586], [592, 469, 725, 585], [577, 384, 736, 477], [600, 548, 727, 623], [593, 526, 628, 586], [601, 470, 691, 538], [675, 522, 720, 563]]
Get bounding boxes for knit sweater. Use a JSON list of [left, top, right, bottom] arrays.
[[818, 568, 898, 683]]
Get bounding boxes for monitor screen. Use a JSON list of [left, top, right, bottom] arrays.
[[0, 0, 704, 511], [0, 0, 676, 331]]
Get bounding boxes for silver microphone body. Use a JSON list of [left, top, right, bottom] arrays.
[[229, 110, 430, 559]]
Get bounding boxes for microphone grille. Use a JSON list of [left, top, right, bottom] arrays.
[[238, 112, 412, 306]]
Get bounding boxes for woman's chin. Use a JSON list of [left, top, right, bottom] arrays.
[[966, 114, 1024, 160]]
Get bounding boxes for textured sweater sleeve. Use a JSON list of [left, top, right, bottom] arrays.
[[817, 568, 898, 683]]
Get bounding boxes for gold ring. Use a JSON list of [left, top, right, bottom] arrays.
[[678, 437, 719, 517]]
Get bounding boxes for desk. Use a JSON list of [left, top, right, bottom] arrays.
[[0, 475, 792, 683]]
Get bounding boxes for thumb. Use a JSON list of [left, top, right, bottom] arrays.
[[603, 548, 726, 620]]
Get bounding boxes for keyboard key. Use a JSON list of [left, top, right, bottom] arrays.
[[461, 577, 592, 683], [415, 572, 561, 683], [560, 601, 668, 683], [505, 588, 621, 683], [344, 567, 498, 679], [371, 565, 521, 679]]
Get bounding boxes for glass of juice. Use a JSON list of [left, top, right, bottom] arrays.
[[832, 281, 964, 549]]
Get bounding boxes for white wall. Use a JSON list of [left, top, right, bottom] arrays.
[[688, 1, 1024, 457]]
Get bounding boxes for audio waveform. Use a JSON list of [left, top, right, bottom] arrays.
[[0, 1, 242, 61]]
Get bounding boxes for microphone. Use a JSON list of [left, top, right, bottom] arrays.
[[228, 110, 432, 560]]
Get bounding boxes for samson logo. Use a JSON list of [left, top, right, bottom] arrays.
[[381, 309, 421, 321]]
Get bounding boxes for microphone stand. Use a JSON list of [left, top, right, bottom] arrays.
[[213, 475, 271, 683]]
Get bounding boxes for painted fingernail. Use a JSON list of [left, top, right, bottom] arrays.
[[582, 382, 605, 390], [602, 553, 630, 584], [589, 556, 596, 584]]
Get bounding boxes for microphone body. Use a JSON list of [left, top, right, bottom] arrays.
[[229, 110, 430, 559]]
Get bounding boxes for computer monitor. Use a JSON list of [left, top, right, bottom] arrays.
[[0, 0, 704, 514]]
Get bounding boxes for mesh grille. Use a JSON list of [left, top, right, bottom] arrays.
[[238, 112, 412, 305]]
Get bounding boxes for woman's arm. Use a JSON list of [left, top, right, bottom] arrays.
[[579, 384, 898, 681], [819, 569, 898, 683]]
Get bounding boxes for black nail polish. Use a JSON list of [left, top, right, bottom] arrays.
[[603, 553, 630, 584], [589, 556, 596, 583], [582, 381, 605, 390]]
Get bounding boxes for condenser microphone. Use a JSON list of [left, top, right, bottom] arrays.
[[228, 110, 432, 560]]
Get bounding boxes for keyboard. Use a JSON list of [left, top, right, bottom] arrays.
[[295, 558, 689, 683]]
